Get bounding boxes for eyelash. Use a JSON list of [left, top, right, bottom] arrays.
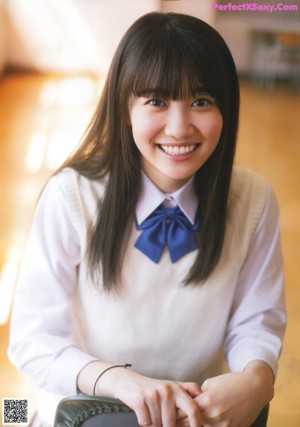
[[146, 97, 213, 108], [192, 98, 213, 107], [147, 99, 165, 107]]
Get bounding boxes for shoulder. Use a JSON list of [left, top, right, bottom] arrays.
[[44, 167, 108, 212], [42, 168, 108, 241], [52, 167, 107, 198], [230, 165, 272, 207], [231, 165, 270, 193], [228, 165, 277, 239]]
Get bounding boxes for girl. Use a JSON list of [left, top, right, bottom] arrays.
[[9, 12, 286, 427]]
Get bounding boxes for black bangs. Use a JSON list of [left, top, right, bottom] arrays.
[[125, 23, 214, 100], [116, 12, 237, 117], [131, 60, 207, 101]]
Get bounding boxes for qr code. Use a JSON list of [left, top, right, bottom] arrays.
[[2, 399, 29, 425]]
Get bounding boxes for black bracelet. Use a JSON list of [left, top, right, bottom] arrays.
[[93, 364, 132, 396]]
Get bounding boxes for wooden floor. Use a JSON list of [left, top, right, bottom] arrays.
[[0, 71, 299, 426]]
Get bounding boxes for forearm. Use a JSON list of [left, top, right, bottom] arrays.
[[243, 359, 275, 405], [77, 361, 130, 397], [77, 361, 203, 427], [8, 321, 96, 396]]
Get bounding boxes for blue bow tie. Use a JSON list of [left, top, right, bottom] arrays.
[[135, 204, 200, 263]]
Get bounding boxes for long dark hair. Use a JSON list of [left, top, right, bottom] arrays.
[[60, 12, 240, 290]]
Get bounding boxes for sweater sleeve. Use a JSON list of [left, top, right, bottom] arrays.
[[8, 174, 97, 395], [224, 184, 286, 376]]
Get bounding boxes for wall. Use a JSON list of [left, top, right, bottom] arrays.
[[2, 0, 216, 75], [0, 0, 6, 75], [3, 0, 160, 74], [72, 0, 161, 73], [4, 0, 298, 75], [161, 0, 215, 24], [214, 4, 300, 73]]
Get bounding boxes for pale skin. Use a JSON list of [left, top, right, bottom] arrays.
[[77, 359, 274, 427], [128, 91, 223, 193], [78, 94, 275, 425]]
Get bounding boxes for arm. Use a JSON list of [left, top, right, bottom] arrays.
[[8, 175, 97, 395], [77, 361, 203, 427], [9, 175, 203, 427], [225, 185, 286, 375], [194, 185, 286, 426]]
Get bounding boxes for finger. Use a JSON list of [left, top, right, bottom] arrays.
[[146, 393, 162, 427], [176, 416, 192, 427], [176, 408, 203, 424], [177, 382, 203, 398], [175, 391, 202, 427], [176, 408, 186, 420], [160, 390, 176, 427], [183, 404, 202, 427], [132, 397, 152, 427]]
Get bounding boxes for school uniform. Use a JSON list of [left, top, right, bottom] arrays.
[[8, 165, 286, 425]]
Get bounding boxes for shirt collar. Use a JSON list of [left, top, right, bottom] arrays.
[[136, 173, 198, 225]]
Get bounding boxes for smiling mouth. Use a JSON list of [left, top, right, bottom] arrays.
[[159, 144, 199, 156]]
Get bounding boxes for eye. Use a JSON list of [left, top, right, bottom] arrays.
[[146, 99, 166, 108], [192, 97, 214, 108]]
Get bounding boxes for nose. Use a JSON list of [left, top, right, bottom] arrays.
[[164, 104, 195, 139]]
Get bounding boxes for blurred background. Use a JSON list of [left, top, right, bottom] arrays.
[[0, 0, 299, 426]]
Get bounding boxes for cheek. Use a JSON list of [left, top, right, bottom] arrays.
[[131, 114, 158, 145], [205, 112, 223, 142]]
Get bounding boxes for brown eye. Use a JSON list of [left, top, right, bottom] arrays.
[[192, 98, 211, 107], [147, 99, 165, 107]]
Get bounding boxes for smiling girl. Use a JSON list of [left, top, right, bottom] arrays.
[[129, 91, 223, 193], [9, 12, 286, 427]]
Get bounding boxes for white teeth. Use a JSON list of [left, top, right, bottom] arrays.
[[160, 144, 197, 155]]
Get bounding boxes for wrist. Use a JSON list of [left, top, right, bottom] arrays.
[[77, 361, 132, 397], [77, 361, 111, 396], [93, 364, 132, 396], [243, 360, 274, 403]]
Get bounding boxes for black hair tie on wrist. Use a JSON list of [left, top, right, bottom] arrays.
[[93, 364, 132, 396]]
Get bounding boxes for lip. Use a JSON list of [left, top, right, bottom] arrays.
[[157, 143, 201, 160]]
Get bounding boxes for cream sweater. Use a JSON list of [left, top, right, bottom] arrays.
[[9, 166, 286, 424]]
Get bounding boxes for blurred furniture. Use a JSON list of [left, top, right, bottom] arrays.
[[54, 396, 139, 427], [54, 395, 269, 427], [251, 29, 300, 89]]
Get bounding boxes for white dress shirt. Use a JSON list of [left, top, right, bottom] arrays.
[[8, 166, 286, 425], [136, 173, 198, 225]]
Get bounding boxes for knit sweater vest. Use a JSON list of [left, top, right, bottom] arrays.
[[59, 165, 267, 384]]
